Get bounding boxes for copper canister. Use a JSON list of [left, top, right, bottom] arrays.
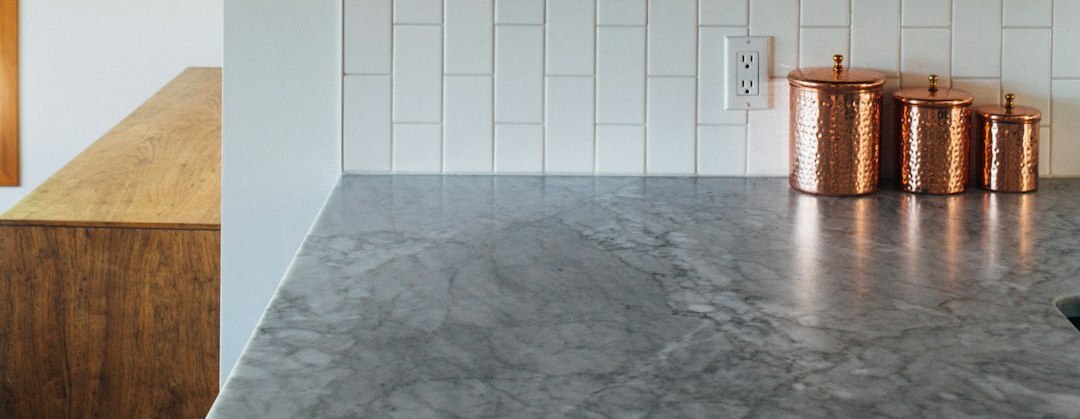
[[788, 54, 886, 196], [894, 75, 974, 194], [975, 93, 1041, 192]]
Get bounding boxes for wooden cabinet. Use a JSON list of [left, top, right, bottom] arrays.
[[0, 68, 221, 418]]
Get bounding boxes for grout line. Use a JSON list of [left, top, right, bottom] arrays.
[[592, 0, 598, 175], [394, 22, 442, 26], [644, 0, 649, 175], [1050, 0, 1054, 175], [344, 72, 394, 76], [693, 0, 699, 175], [541, 0, 547, 174], [440, 0, 446, 173], [389, 0, 396, 171], [341, 0, 346, 173], [491, 0, 496, 172], [698, 24, 752, 29], [494, 22, 544, 27], [799, 25, 852, 29], [597, 23, 647, 28]]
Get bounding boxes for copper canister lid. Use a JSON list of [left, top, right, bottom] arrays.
[[787, 54, 886, 91], [894, 75, 973, 107], [975, 93, 1042, 123]]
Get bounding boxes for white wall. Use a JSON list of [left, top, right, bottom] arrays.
[[221, 0, 342, 383], [0, 0, 223, 211], [343, 0, 1080, 177]]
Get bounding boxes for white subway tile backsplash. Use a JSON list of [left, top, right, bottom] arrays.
[[596, 125, 645, 174], [647, 77, 697, 175], [801, 0, 850, 27], [1002, 28, 1051, 124], [1040, 126, 1050, 176], [545, 76, 596, 173], [698, 26, 748, 125], [495, 124, 544, 173], [547, 0, 596, 76], [698, 125, 747, 176], [1053, 1, 1080, 78], [1052, 80, 1080, 176], [495, 25, 544, 123], [344, 0, 392, 74], [952, 0, 1000, 78], [648, 0, 698, 76], [343, 0, 1076, 177], [851, 0, 900, 76], [344, 75, 392, 172], [394, 25, 443, 123], [495, 0, 544, 24], [699, 0, 748, 26], [445, 0, 493, 75], [901, 28, 950, 88], [1004, 0, 1051, 28], [750, 0, 799, 77], [902, 0, 951, 27], [393, 124, 442, 172], [444, 76, 494, 172], [799, 27, 849, 68], [394, 0, 442, 24], [598, 0, 646, 25], [597, 26, 646, 124]]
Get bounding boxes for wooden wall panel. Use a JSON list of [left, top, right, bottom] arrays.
[[0, 226, 219, 418]]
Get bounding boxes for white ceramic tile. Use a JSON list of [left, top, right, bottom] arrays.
[[1040, 125, 1050, 176], [444, 76, 494, 172], [1051, 80, 1080, 176], [596, 125, 645, 174], [545, 76, 595, 173], [1053, 0, 1080, 78], [344, 0, 392, 74], [648, 0, 697, 76], [344, 75, 392, 172], [880, 78, 901, 181], [698, 26, 748, 125], [496, 0, 544, 24], [851, 0, 900, 76], [698, 125, 747, 176], [900, 28, 950, 88], [394, 25, 443, 123], [597, 26, 645, 124], [951, 0, 1000, 78], [799, 27, 849, 68], [951, 78, 1000, 107], [901, 0, 950, 27], [801, 0, 850, 26], [495, 124, 544, 173], [394, 0, 443, 23], [598, 0, 646, 25], [699, 0, 748, 26], [750, 0, 799, 77], [1003, 0, 1051, 28], [547, 0, 596, 76], [445, 0, 494, 75], [646, 77, 696, 175], [746, 79, 790, 176], [495, 25, 544, 123], [1002, 28, 1051, 124], [393, 124, 442, 172]]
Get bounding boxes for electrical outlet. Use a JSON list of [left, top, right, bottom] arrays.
[[725, 36, 771, 110]]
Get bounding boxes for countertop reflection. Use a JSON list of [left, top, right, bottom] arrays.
[[211, 176, 1080, 418]]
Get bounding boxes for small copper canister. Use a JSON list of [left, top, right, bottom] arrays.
[[788, 54, 885, 196], [894, 75, 974, 194], [975, 93, 1042, 192]]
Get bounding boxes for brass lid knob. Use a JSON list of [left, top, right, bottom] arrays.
[[1005, 93, 1016, 111], [928, 74, 939, 93], [833, 54, 844, 73]]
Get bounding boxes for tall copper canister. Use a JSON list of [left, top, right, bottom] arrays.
[[975, 93, 1041, 192], [894, 75, 974, 194], [788, 54, 886, 196]]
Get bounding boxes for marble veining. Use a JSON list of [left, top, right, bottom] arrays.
[[210, 176, 1080, 418]]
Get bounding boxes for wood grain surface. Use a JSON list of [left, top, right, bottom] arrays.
[[0, 0, 18, 186], [0, 68, 221, 229], [0, 226, 220, 418]]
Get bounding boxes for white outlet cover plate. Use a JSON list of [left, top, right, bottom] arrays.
[[725, 36, 771, 110]]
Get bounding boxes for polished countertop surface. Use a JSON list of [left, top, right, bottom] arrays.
[[210, 176, 1080, 418]]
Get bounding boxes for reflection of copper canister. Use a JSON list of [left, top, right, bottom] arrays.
[[788, 54, 885, 196], [975, 93, 1041, 192], [894, 75, 973, 194]]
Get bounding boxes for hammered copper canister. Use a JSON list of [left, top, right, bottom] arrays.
[[788, 54, 885, 196], [975, 93, 1041, 192], [894, 75, 974, 194]]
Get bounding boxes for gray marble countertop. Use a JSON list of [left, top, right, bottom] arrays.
[[210, 176, 1080, 418]]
